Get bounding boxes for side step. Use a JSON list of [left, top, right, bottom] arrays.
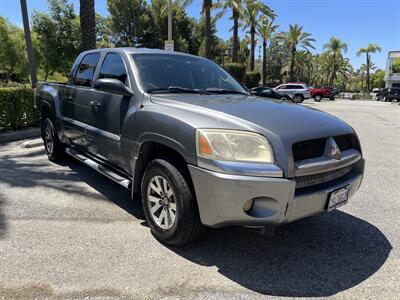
[[65, 148, 131, 189]]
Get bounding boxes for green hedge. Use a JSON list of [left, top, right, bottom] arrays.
[[224, 63, 246, 84], [0, 87, 38, 132], [244, 71, 261, 88]]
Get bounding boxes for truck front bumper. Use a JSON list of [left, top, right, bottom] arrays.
[[188, 159, 364, 228]]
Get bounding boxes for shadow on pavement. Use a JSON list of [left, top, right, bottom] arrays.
[[0, 193, 6, 238], [172, 211, 392, 297]]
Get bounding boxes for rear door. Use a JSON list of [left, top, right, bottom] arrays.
[[62, 52, 101, 148], [85, 52, 132, 168]]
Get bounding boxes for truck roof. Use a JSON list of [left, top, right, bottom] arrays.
[[80, 47, 198, 59]]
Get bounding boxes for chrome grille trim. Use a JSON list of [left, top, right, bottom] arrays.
[[295, 149, 361, 176], [295, 165, 353, 188]]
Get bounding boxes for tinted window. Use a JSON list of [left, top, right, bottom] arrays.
[[262, 89, 272, 94], [287, 85, 302, 89], [74, 53, 100, 87], [133, 54, 246, 94], [277, 85, 286, 89], [99, 53, 128, 85]]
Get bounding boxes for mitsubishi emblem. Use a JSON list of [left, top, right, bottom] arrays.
[[324, 137, 342, 160]]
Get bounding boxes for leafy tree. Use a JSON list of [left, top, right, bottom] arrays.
[[264, 39, 289, 84], [241, 0, 275, 71], [323, 37, 347, 85], [80, 0, 96, 50], [357, 43, 381, 92], [144, 0, 199, 54], [257, 17, 278, 85], [107, 0, 148, 46], [95, 14, 115, 48], [276, 24, 315, 82], [371, 69, 385, 89], [195, 9, 224, 59], [32, 0, 81, 79], [391, 57, 400, 74], [0, 17, 28, 83], [218, 0, 243, 62]]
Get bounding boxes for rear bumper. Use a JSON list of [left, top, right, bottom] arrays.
[[188, 159, 364, 228]]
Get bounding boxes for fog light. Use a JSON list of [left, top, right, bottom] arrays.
[[243, 199, 254, 212]]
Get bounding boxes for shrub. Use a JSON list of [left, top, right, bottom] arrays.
[[244, 71, 261, 88], [0, 87, 38, 132], [224, 63, 246, 84]]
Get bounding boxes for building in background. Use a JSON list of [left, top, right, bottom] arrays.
[[384, 51, 400, 88]]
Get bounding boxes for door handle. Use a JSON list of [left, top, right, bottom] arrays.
[[89, 101, 102, 108]]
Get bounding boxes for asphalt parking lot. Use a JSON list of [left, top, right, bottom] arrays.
[[0, 99, 399, 299]]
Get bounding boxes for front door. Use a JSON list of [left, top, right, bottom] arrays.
[[85, 53, 132, 168]]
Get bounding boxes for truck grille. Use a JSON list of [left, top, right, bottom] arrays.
[[295, 165, 353, 188], [292, 134, 358, 161]]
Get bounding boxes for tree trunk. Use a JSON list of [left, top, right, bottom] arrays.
[[289, 47, 296, 82], [232, 8, 239, 63], [80, 0, 96, 51], [250, 25, 255, 71], [366, 53, 371, 92], [262, 39, 267, 86], [329, 52, 336, 86], [204, 0, 212, 59]]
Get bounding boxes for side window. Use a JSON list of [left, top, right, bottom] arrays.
[[278, 85, 286, 90], [98, 53, 128, 85], [74, 53, 101, 87], [67, 64, 78, 85]]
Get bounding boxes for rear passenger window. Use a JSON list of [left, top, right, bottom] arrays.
[[74, 53, 100, 87], [98, 53, 128, 85]]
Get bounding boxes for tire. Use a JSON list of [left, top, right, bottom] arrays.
[[43, 118, 65, 161], [280, 97, 288, 101], [329, 96, 335, 101], [314, 94, 322, 102], [384, 96, 388, 102], [141, 159, 204, 246], [293, 94, 304, 103]]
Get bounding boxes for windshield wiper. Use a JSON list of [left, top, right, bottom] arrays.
[[147, 86, 210, 95], [204, 88, 248, 95]]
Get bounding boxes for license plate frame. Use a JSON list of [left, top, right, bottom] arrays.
[[327, 185, 350, 212]]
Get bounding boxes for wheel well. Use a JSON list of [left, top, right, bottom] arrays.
[[40, 105, 52, 138], [295, 94, 304, 98], [132, 142, 193, 196]]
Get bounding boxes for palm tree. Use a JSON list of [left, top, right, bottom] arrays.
[[357, 43, 381, 92], [276, 24, 315, 82], [282, 50, 309, 82], [241, 0, 275, 71], [257, 17, 278, 85], [80, 0, 96, 50], [323, 37, 347, 86], [219, 0, 243, 63]]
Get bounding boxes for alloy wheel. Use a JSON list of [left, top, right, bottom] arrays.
[[147, 175, 177, 230], [44, 121, 54, 155]]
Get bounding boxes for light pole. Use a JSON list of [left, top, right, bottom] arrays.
[[165, 0, 174, 51], [20, 0, 37, 88]]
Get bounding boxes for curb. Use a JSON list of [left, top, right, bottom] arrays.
[[0, 128, 41, 144], [21, 138, 43, 148]]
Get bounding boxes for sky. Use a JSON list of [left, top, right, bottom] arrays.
[[1, 0, 399, 70]]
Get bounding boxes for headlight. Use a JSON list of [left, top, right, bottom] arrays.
[[196, 129, 274, 163]]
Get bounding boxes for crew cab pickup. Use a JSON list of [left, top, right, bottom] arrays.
[[35, 48, 365, 246], [310, 86, 335, 101]]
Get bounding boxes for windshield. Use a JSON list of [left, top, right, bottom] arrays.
[[132, 53, 247, 94]]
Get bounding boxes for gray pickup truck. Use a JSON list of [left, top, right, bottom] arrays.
[[35, 48, 365, 246]]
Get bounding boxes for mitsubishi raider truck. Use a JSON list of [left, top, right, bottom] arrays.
[[35, 48, 365, 246]]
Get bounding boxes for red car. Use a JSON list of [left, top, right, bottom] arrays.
[[309, 86, 335, 101]]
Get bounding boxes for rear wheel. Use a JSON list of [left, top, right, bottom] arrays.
[[43, 118, 65, 161], [280, 96, 288, 101], [314, 94, 322, 102], [141, 159, 204, 246], [293, 94, 304, 103]]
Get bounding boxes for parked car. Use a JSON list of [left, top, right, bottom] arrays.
[[376, 88, 400, 102], [251, 86, 293, 101], [274, 83, 311, 103], [371, 88, 381, 101], [309, 86, 335, 101], [35, 48, 364, 246]]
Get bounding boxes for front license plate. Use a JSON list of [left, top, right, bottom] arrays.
[[327, 185, 349, 212]]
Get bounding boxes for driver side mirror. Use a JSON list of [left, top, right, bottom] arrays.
[[94, 78, 134, 97]]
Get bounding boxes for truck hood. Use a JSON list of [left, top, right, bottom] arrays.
[[150, 94, 354, 142]]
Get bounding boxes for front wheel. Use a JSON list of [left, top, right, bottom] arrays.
[[314, 94, 322, 102], [293, 95, 304, 103], [43, 118, 65, 161], [141, 159, 204, 246]]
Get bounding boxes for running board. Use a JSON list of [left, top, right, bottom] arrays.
[[65, 148, 131, 189]]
